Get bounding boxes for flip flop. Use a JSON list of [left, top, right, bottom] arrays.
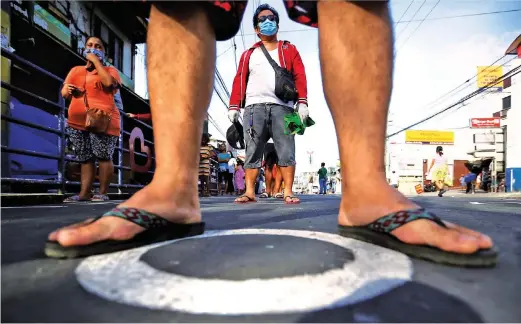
[[259, 193, 270, 198], [338, 208, 497, 267], [274, 193, 284, 199], [44, 207, 205, 259], [284, 196, 301, 204], [234, 195, 257, 204], [91, 194, 110, 202], [63, 195, 91, 203]]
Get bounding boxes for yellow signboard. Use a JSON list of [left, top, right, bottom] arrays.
[[405, 130, 454, 145], [477, 66, 503, 90]]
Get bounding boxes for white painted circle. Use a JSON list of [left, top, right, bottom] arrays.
[[76, 229, 413, 315]]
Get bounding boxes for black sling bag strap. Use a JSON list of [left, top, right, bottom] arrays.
[[259, 43, 298, 103]]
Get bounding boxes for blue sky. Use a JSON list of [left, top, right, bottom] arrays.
[[135, 1, 521, 170]]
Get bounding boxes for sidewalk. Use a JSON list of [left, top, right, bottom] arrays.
[[417, 191, 521, 198]]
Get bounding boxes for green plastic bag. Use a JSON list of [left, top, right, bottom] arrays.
[[284, 112, 315, 135]]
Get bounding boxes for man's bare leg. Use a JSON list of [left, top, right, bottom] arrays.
[[279, 166, 298, 202], [317, 1, 492, 253], [235, 168, 259, 201], [49, 4, 215, 246]]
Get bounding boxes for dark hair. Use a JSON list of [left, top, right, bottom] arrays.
[[253, 4, 280, 27], [86, 36, 106, 52], [321, 162, 325, 167], [201, 133, 210, 145], [436, 146, 443, 153]]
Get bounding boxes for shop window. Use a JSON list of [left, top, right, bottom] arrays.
[[502, 95, 511, 110]]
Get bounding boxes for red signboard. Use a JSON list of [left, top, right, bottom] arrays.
[[470, 117, 501, 128]]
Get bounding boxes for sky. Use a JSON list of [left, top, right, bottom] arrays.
[[134, 0, 521, 171]]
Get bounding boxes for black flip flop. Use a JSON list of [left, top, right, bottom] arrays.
[[338, 208, 497, 267], [234, 195, 257, 204], [44, 207, 205, 259]]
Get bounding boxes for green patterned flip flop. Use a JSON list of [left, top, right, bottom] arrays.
[[44, 207, 205, 259], [338, 208, 497, 267]]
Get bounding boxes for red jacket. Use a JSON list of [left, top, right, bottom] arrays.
[[228, 40, 308, 111]]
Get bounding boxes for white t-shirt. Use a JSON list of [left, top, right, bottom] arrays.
[[244, 47, 294, 108], [228, 158, 237, 173], [433, 154, 447, 168]]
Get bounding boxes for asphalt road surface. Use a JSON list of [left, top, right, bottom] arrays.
[[2, 193, 520, 322]]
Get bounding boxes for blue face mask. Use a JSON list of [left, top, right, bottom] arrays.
[[84, 48, 105, 62], [258, 20, 277, 36]]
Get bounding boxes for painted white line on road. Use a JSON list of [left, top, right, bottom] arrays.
[[469, 202, 485, 205], [76, 228, 412, 315], [1, 205, 67, 209]]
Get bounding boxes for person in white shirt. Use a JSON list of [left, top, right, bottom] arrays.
[[389, 171, 399, 188], [426, 146, 449, 197]]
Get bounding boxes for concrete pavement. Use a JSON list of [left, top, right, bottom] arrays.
[[1, 194, 520, 322]]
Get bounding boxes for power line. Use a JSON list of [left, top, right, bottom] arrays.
[[243, 9, 521, 36], [396, 0, 440, 53], [394, 0, 426, 42], [393, 0, 414, 28], [389, 54, 513, 131], [387, 65, 521, 138]]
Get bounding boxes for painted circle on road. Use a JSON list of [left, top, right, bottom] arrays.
[[75, 229, 413, 315]]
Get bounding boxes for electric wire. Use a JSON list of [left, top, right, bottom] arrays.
[[387, 65, 521, 138]]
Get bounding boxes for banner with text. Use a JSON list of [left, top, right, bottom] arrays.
[[477, 66, 503, 91], [405, 130, 454, 145], [470, 117, 501, 128]]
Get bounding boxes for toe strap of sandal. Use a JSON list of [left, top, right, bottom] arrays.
[[102, 207, 171, 229], [367, 208, 447, 233]]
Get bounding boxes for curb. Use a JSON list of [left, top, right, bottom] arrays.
[[1, 193, 133, 207]]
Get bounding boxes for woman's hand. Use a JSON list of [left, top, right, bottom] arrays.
[[86, 53, 101, 66], [63, 84, 84, 98]]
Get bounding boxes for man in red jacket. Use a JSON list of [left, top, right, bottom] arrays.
[[47, 1, 495, 266], [229, 4, 307, 205]]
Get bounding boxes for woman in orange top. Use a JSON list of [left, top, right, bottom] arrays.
[[62, 36, 121, 202]]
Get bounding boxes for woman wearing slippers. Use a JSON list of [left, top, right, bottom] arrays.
[[45, 2, 495, 267], [62, 36, 121, 204]]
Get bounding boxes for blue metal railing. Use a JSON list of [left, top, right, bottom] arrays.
[[1, 48, 156, 193]]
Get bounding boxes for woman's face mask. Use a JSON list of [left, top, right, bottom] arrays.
[[258, 19, 277, 36], [84, 48, 105, 62]]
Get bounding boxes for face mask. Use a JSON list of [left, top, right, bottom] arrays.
[[258, 20, 277, 36], [84, 48, 105, 62]]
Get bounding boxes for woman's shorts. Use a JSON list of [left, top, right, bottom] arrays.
[[67, 127, 118, 163]]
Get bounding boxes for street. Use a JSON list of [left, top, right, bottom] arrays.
[[1, 193, 520, 322]]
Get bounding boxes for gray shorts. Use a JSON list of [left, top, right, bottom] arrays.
[[243, 103, 296, 169]]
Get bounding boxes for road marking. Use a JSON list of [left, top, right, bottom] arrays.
[[469, 202, 486, 205], [1, 205, 67, 209], [76, 228, 412, 315]]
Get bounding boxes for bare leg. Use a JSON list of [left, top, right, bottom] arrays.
[[272, 165, 283, 194], [265, 167, 273, 196], [49, 4, 215, 246], [279, 166, 298, 202], [235, 168, 258, 201], [78, 162, 95, 199], [318, 1, 492, 253], [98, 160, 113, 195]]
